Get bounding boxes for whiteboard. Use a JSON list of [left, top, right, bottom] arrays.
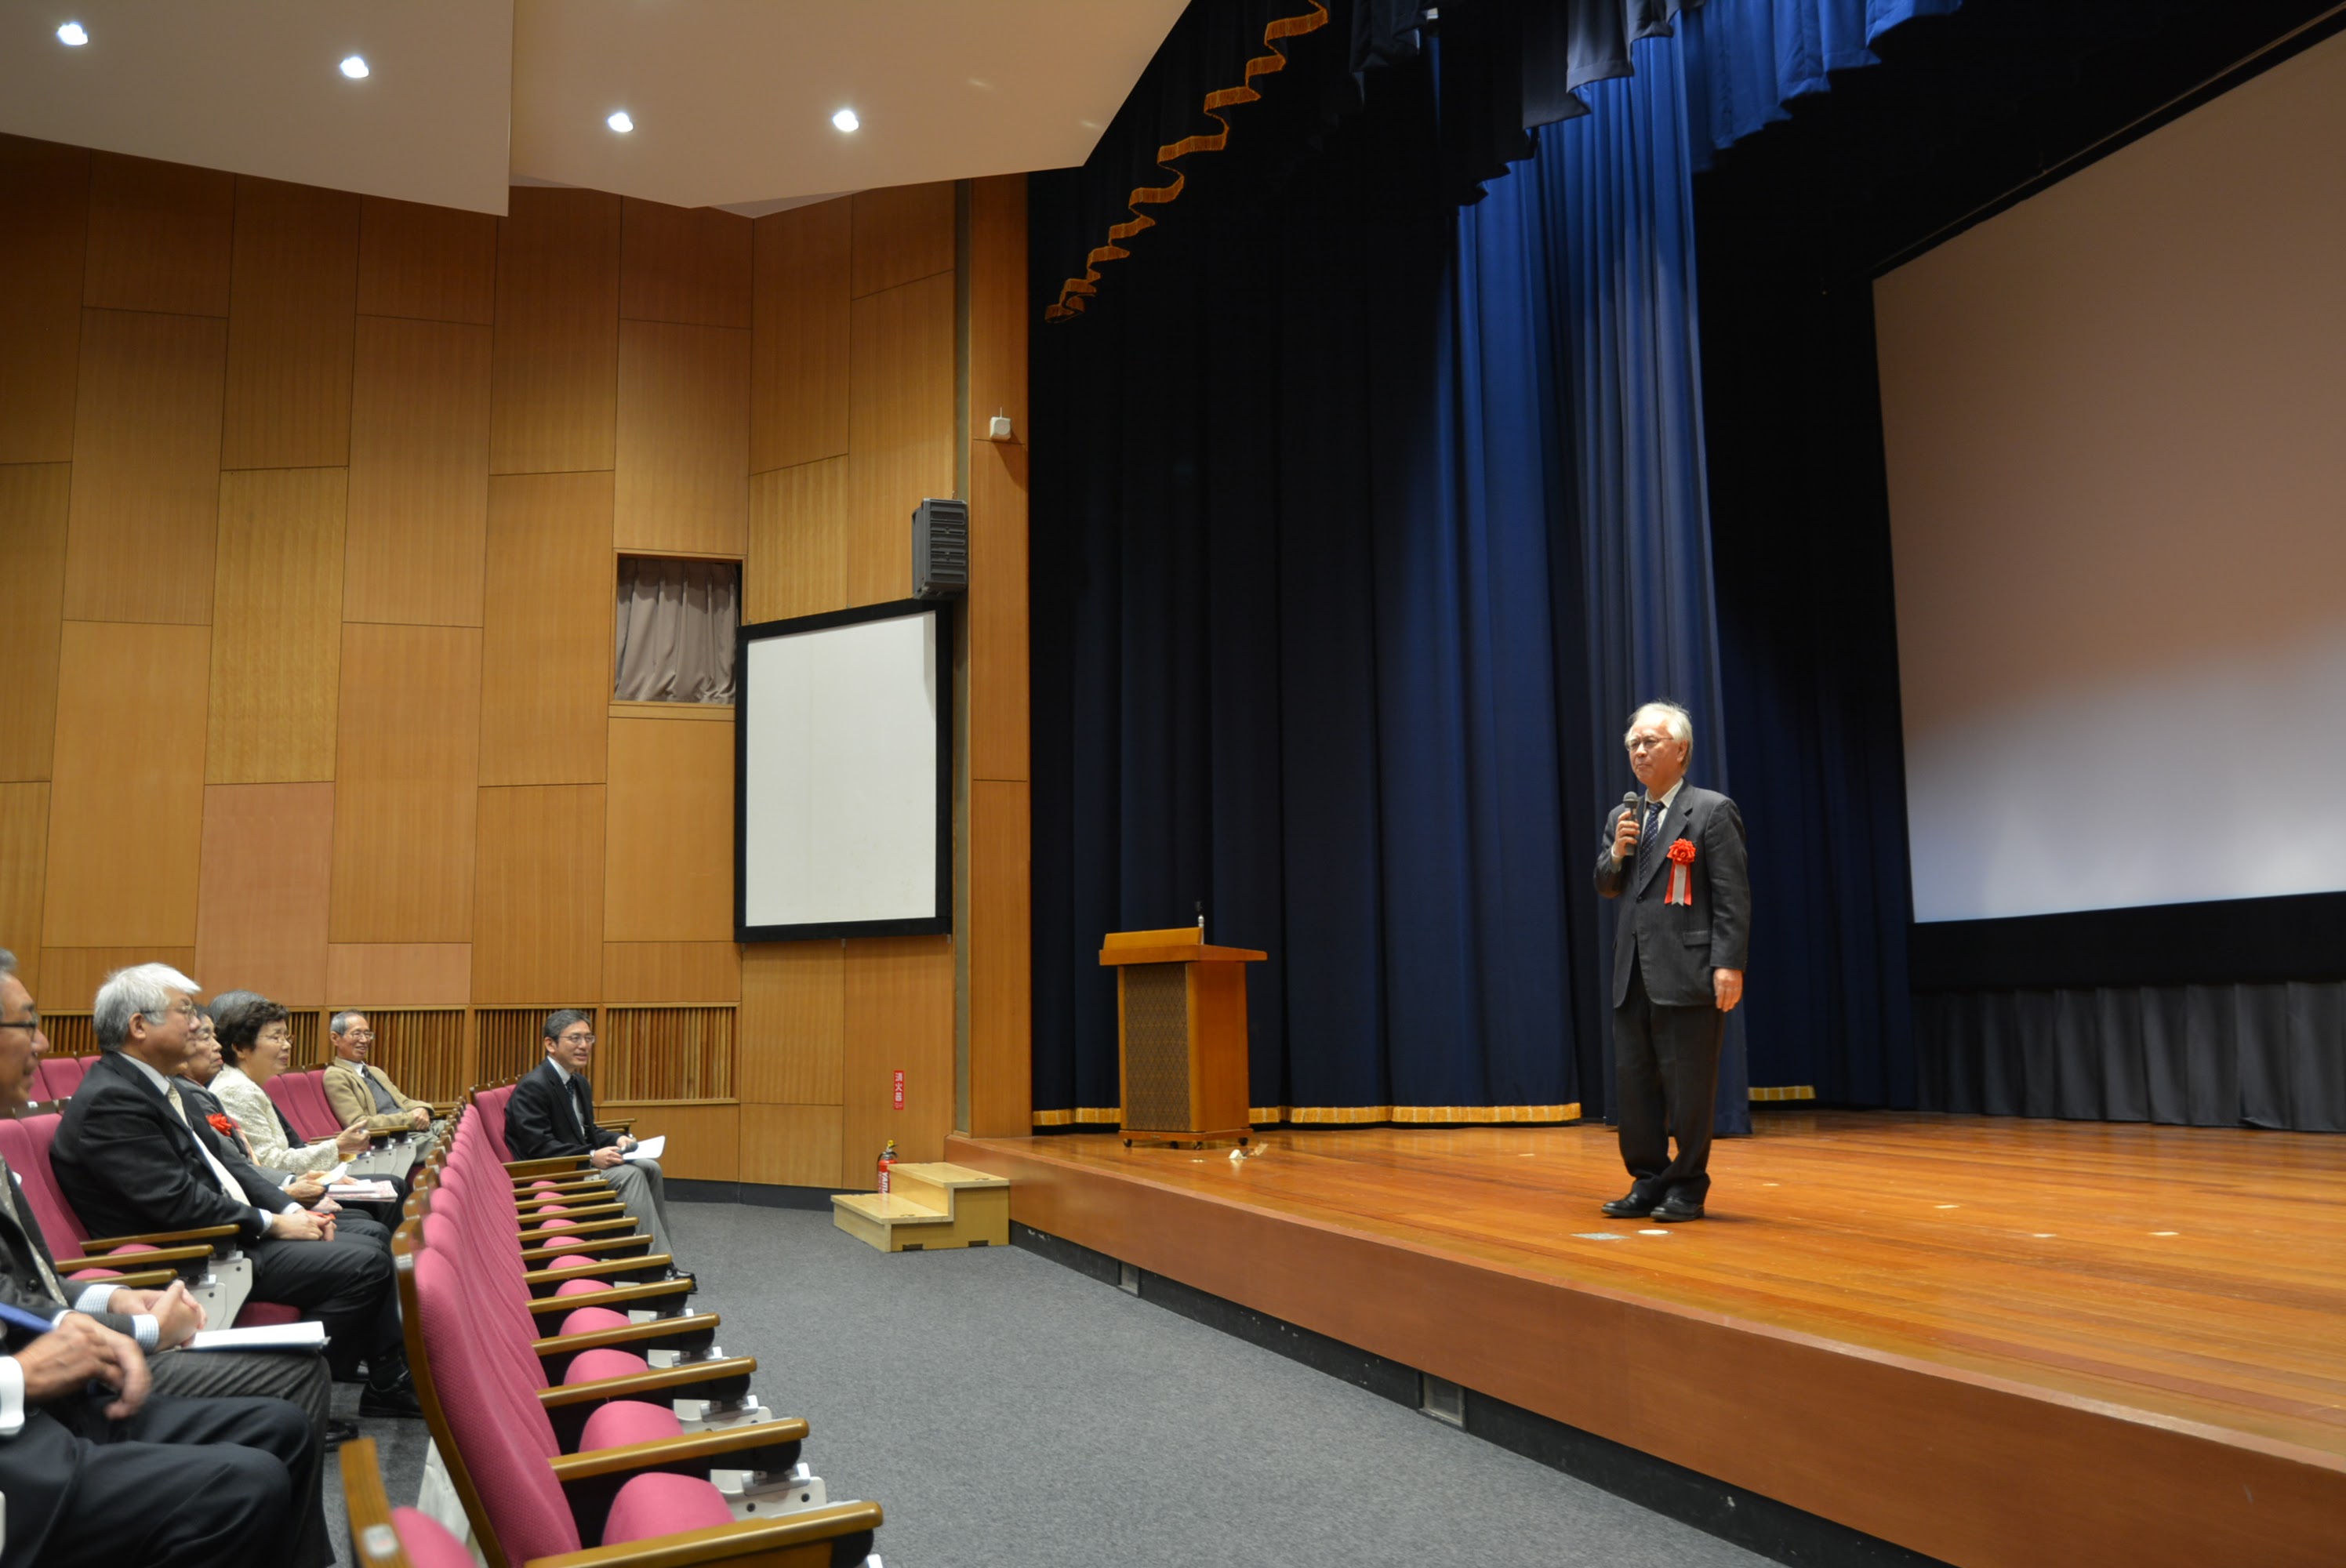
[[736, 601, 950, 939]]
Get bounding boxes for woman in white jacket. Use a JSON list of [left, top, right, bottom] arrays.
[[210, 990, 372, 1173]]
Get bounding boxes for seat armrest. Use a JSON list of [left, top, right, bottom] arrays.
[[517, 1216, 638, 1245], [519, 1233, 653, 1268], [537, 1354, 757, 1409], [507, 1156, 594, 1177], [545, 1416, 812, 1484], [524, 1276, 694, 1316], [532, 1312, 720, 1360], [513, 1174, 610, 1195], [53, 1241, 218, 1271], [66, 1266, 176, 1290], [82, 1224, 243, 1250], [525, 1254, 677, 1293], [518, 1201, 631, 1232], [524, 1499, 879, 1568]]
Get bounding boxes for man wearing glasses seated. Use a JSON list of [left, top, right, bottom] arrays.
[[505, 1011, 675, 1263], [320, 1012, 435, 1138]]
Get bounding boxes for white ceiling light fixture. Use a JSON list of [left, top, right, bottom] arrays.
[[831, 107, 859, 132], [607, 109, 634, 133], [340, 55, 370, 79], [56, 21, 88, 45]]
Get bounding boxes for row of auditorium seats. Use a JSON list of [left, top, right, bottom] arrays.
[[335, 1082, 885, 1567], [24, 1051, 93, 1104], [19, 1055, 365, 1131]]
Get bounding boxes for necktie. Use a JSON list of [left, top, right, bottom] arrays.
[[568, 1077, 591, 1138], [1636, 799, 1662, 877], [168, 1083, 254, 1208], [0, 1161, 70, 1304]]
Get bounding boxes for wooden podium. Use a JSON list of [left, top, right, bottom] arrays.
[[1099, 927, 1266, 1148]]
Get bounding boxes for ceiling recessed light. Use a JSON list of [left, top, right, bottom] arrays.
[[57, 21, 88, 45], [340, 55, 369, 79], [607, 110, 634, 134], [832, 108, 859, 132]]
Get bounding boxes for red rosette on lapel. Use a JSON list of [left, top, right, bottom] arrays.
[[206, 1111, 238, 1135], [1665, 838, 1697, 906]]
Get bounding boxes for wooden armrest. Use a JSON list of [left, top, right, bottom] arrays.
[[519, 1199, 629, 1224], [532, 1312, 719, 1359], [507, 1156, 593, 1177], [525, 1276, 694, 1316], [68, 1266, 176, 1290], [525, 1500, 880, 1568], [514, 1174, 609, 1194], [520, 1233, 652, 1267], [536, 1354, 757, 1409], [82, 1223, 243, 1250], [544, 1417, 812, 1484], [518, 1216, 638, 1246], [525, 1254, 676, 1291], [338, 1439, 408, 1566], [53, 1241, 217, 1271], [603, 1119, 635, 1134]]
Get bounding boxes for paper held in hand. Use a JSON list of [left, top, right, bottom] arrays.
[[327, 1178, 399, 1201], [186, 1320, 330, 1352], [623, 1135, 666, 1163]]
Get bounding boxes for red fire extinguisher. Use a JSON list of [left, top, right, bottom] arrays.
[[877, 1138, 898, 1195]]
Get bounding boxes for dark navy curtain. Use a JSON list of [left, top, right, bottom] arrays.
[[1678, 0, 1965, 157]]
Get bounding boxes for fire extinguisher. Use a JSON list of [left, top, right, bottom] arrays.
[[877, 1138, 898, 1195]]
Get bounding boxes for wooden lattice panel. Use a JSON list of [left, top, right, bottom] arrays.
[[599, 1006, 735, 1102], [356, 1009, 466, 1103], [473, 1007, 550, 1088], [1120, 965, 1190, 1133], [41, 1014, 96, 1059]]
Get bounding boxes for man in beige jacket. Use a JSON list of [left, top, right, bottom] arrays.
[[321, 1012, 433, 1135]]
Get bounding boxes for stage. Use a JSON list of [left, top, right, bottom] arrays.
[[946, 1112, 2344, 1568]]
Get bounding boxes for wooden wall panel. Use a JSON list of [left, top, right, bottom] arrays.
[[345, 315, 492, 626], [474, 785, 605, 1003], [358, 197, 498, 324], [329, 625, 481, 942], [42, 622, 211, 947], [480, 472, 612, 785], [38, 947, 199, 1010], [745, 458, 848, 622], [83, 153, 234, 316], [220, 178, 361, 470], [604, 942, 741, 1004], [850, 183, 955, 298], [604, 716, 734, 942], [194, 782, 334, 1004], [968, 780, 1032, 1138], [0, 466, 70, 782], [492, 187, 621, 474], [967, 175, 1028, 452], [324, 943, 470, 1007], [62, 309, 227, 623], [613, 320, 748, 555], [739, 1102, 843, 1189], [750, 199, 849, 473], [0, 137, 89, 464], [842, 935, 955, 1178], [207, 468, 346, 782], [846, 274, 955, 604], [621, 201, 751, 329], [739, 942, 842, 1104], [967, 440, 1029, 782], [0, 784, 48, 993], [594, 1102, 740, 1182]]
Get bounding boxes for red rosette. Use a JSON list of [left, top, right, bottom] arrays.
[[205, 1111, 239, 1134], [1667, 839, 1697, 866]]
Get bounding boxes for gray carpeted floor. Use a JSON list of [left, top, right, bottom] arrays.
[[329, 1200, 1769, 1567]]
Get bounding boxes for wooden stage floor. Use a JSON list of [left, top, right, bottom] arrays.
[[946, 1112, 2344, 1568]]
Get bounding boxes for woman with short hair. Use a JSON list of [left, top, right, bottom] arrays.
[[210, 993, 371, 1174]]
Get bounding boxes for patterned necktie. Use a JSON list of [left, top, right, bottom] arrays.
[[168, 1083, 252, 1207], [569, 1076, 591, 1137], [1636, 799, 1662, 878], [0, 1159, 70, 1304]]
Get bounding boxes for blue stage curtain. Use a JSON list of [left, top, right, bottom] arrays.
[[1677, 0, 1965, 158]]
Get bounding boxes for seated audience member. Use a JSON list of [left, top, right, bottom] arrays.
[[49, 964, 420, 1416], [0, 948, 332, 1568], [507, 1010, 675, 1261], [177, 1011, 390, 1249], [321, 1011, 434, 1136], [209, 992, 405, 1229]]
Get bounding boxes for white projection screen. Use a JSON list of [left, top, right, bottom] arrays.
[[1876, 31, 2346, 924], [736, 601, 951, 940]]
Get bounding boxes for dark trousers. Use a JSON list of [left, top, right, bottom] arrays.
[[1613, 961, 1727, 1203], [248, 1230, 401, 1377], [0, 1390, 309, 1568], [151, 1347, 335, 1567]]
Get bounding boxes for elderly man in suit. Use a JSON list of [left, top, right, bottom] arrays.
[[1594, 702, 1751, 1222], [0, 949, 331, 1567], [321, 1011, 434, 1136], [49, 964, 419, 1416], [507, 1010, 675, 1262]]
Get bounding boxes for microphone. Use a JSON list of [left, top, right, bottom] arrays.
[[1620, 790, 1643, 858]]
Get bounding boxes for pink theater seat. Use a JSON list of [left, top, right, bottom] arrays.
[[388, 1508, 475, 1568], [600, 1471, 736, 1543], [285, 1071, 343, 1142]]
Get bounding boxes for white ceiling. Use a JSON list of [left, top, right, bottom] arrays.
[[0, 0, 1186, 216]]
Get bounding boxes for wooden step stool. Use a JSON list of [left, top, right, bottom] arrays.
[[831, 1162, 1010, 1253]]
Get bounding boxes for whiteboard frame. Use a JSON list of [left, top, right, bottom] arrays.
[[733, 598, 953, 942]]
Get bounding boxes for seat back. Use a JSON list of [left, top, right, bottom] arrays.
[[474, 1083, 515, 1161], [34, 1054, 91, 1103], [285, 1069, 342, 1142], [0, 1112, 96, 1252]]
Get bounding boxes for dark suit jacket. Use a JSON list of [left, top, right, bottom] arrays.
[[51, 1051, 290, 1244], [505, 1059, 620, 1161], [0, 1155, 139, 1340], [1596, 782, 1752, 1008]]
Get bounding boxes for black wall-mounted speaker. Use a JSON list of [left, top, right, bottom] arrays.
[[911, 498, 968, 601]]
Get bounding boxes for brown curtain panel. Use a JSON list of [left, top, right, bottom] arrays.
[[613, 557, 739, 702]]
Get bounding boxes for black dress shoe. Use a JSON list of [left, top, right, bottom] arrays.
[[1600, 1192, 1656, 1219], [1650, 1194, 1705, 1222], [359, 1379, 423, 1418], [325, 1417, 361, 1447]]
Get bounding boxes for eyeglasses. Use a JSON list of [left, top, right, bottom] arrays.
[[558, 1033, 596, 1047], [1626, 736, 1678, 753], [343, 1030, 376, 1042], [0, 1011, 38, 1033], [140, 1001, 202, 1023]]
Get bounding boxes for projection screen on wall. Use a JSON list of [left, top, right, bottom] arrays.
[[735, 600, 951, 941], [1874, 30, 2346, 924]]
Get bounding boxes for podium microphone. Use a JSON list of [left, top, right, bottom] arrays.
[[1196, 900, 1206, 938]]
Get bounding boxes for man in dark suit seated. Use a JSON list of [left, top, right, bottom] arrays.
[[49, 964, 421, 1417], [0, 949, 331, 1567], [507, 1010, 674, 1261]]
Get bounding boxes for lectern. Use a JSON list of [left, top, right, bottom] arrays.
[[1099, 927, 1266, 1148]]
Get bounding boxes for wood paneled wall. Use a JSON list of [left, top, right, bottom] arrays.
[[0, 132, 1027, 1191]]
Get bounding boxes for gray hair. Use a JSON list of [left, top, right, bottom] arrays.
[[329, 1010, 366, 1036], [1624, 701, 1695, 760], [543, 1008, 593, 1043], [0, 947, 16, 982], [93, 963, 202, 1051]]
